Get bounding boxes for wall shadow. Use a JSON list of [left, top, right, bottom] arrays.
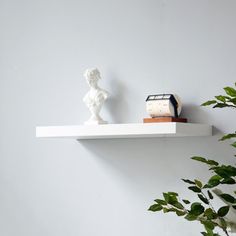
[[78, 135, 235, 196]]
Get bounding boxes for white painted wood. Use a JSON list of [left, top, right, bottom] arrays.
[[36, 123, 212, 139]]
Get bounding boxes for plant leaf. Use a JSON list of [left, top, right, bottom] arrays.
[[207, 190, 213, 200], [224, 86, 236, 97], [201, 100, 217, 106], [202, 220, 215, 230], [219, 218, 227, 230], [154, 199, 167, 205], [182, 179, 195, 184], [205, 175, 222, 188], [215, 95, 226, 102], [204, 208, 217, 220], [213, 103, 229, 108], [221, 177, 236, 184], [182, 199, 191, 204], [163, 193, 169, 203], [185, 213, 198, 221], [215, 165, 236, 178], [231, 141, 236, 148], [191, 157, 218, 166], [175, 210, 186, 216], [219, 133, 236, 141], [163, 192, 178, 204], [172, 202, 185, 210], [220, 193, 236, 203], [148, 204, 163, 212], [195, 179, 203, 188], [217, 206, 230, 217], [198, 194, 209, 204], [190, 202, 205, 216], [188, 186, 201, 193], [167, 192, 178, 196]]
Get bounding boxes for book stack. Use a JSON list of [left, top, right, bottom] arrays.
[[143, 117, 187, 123]]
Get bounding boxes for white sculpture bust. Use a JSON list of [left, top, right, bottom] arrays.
[[83, 68, 109, 125]]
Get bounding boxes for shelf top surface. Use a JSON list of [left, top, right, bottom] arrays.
[[36, 122, 212, 139]]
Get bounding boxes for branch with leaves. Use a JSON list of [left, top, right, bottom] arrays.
[[148, 83, 236, 236]]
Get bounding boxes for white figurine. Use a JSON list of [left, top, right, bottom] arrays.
[[83, 68, 109, 125]]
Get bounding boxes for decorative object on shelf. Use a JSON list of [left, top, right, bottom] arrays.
[[83, 68, 109, 125], [148, 83, 236, 236], [146, 94, 182, 118], [143, 117, 187, 123]]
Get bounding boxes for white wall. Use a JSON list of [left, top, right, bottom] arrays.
[[0, 0, 235, 235]]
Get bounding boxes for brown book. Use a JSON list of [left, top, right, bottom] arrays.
[[143, 117, 187, 123]]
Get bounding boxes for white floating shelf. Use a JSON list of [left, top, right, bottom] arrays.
[[36, 123, 212, 140]]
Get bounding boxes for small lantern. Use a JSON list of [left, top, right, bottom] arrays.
[[146, 94, 182, 118]]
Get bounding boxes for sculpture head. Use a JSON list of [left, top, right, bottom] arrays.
[[84, 68, 101, 88]]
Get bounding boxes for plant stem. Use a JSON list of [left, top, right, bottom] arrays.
[[223, 228, 230, 236], [201, 190, 230, 234]]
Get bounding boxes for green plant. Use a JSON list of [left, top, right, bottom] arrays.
[[148, 84, 236, 236]]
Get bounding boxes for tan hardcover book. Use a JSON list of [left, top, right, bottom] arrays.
[[143, 117, 187, 123]]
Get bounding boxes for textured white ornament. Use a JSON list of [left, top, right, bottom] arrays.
[[83, 68, 109, 125]]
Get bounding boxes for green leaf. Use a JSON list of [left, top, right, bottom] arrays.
[[201, 100, 217, 106], [163, 193, 169, 203], [148, 204, 163, 212], [168, 196, 178, 205], [202, 220, 215, 230], [219, 218, 227, 230], [207, 160, 219, 166], [182, 179, 195, 184], [201, 233, 220, 236], [215, 165, 236, 178], [207, 190, 213, 200], [175, 210, 186, 216], [188, 186, 201, 193], [167, 192, 178, 196], [191, 157, 219, 166], [213, 103, 229, 108], [204, 208, 217, 220], [163, 192, 178, 204], [182, 199, 191, 204], [201, 232, 207, 236], [190, 202, 205, 216], [172, 202, 184, 210], [195, 179, 203, 188], [191, 156, 208, 163], [221, 177, 236, 184], [215, 95, 226, 102], [163, 207, 170, 213], [220, 193, 236, 203], [229, 97, 236, 105], [231, 142, 236, 148], [198, 194, 209, 204], [217, 206, 230, 217], [219, 133, 236, 141], [224, 86, 236, 97], [185, 213, 198, 221], [204, 226, 214, 236], [204, 175, 222, 188], [232, 205, 236, 210], [154, 199, 167, 205], [214, 168, 230, 179]]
